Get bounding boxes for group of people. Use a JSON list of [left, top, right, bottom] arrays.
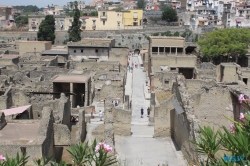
[[91, 108, 103, 121], [141, 107, 150, 118]]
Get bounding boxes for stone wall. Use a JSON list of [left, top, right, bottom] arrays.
[[0, 112, 6, 130], [151, 55, 197, 72], [154, 95, 174, 137], [109, 47, 128, 66], [113, 108, 132, 136], [74, 109, 86, 143], [192, 87, 236, 131], [185, 79, 217, 95], [37, 107, 54, 160], [53, 124, 71, 146]]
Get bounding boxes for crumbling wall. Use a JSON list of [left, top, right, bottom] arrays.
[[185, 79, 217, 95], [193, 87, 235, 131], [37, 107, 54, 160], [109, 47, 128, 66], [0, 112, 6, 130], [171, 75, 200, 162], [154, 95, 174, 137], [53, 124, 71, 146], [0, 87, 12, 110], [113, 108, 131, 136], [74, 109, 86, 143]]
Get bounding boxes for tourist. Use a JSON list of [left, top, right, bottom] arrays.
[[91, 108, 94, 118], [141, 107, 144, 118], [99, 110, 103, 121], [147, 107, 150, 117], [129, 101, 132, 109], [132, 62, 134, 68]]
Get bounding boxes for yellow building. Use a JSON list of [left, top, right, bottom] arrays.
[[81, 9, 143, 30], [122, 9, 143, 27]]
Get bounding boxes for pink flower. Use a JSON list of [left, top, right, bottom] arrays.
[[0, 155, 6, 162], [240, 113, 245, 120], [229, 124, 235, 134], [238, 94, 245, 103], [95, 145, 100, 152], [95, 142, 112, 153]]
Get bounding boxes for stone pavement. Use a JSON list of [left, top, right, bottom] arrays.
[[115, 55, 187, 166]]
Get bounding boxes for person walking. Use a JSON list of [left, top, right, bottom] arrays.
[[141, 107, 144, 118], [129, 101, 132, 110], [147, 107, 150, 117], [91, 108, 94, 118], [99, 110, 103, 121]]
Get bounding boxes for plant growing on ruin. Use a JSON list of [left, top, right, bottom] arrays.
[[68, 1, 82, 42], [37, 15, 56, 44], [161, 7, 178, 22], [0, 153, 29, 166], [67, 139, 117, 166], [191, 112, 250, 165], [67, 141, 90, 165], [34, 157, 51, 166]]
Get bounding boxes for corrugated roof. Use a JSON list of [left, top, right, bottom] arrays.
[[171, 100, 184, 114], [0, 105, 31, 116]]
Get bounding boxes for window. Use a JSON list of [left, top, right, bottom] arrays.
[[103, 12, 105, 16], [117, 13, 119, 16], [95, 49, 98, 53], [81, 49, 83, 53], [74, 50, 76, 53], [103, 21, 105, 25]]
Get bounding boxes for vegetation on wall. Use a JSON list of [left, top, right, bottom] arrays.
[[37, 15, 55, 44]]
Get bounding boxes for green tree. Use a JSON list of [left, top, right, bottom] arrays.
[[37, 15, 55, 44], [137, 0, 146, 10], [15, 15, 28, 27], [161, 7, 178, 22], [89, 11, 98, 16], [198, 28, 250, 63], [68, 1, 82, 42]]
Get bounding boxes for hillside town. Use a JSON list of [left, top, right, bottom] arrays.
[[0, 0, 250, 166]]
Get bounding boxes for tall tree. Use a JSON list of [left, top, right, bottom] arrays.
[[137, 0, 146, 10], [37, 15, 55, 44], [161, 7, 178, 22], [198, 28, 250, 63], [68, 1, 82, 42]]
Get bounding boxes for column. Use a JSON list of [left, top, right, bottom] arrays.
[[176, 47, 177, 55], [164, 47, 165, 55], [170, 47, 171, 54], [158, 47, 159, 55], [70, 83, 73, 108]]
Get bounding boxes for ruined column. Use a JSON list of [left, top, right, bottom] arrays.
[[157, 47, 159, 55]]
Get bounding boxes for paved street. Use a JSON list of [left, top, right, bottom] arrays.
[[115, 55, 186, 166]]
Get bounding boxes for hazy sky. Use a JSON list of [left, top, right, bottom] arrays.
[[0, 0, 92, 7]]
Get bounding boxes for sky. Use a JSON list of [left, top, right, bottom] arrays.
[[0, 0, 92, 8]]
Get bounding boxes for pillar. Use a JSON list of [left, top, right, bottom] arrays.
[[170, 47, 171, 54], [164, 47, 165, 55], [158, 47, 159, 55], [70, 83, 73, 108], [176, 47, 177, 55]]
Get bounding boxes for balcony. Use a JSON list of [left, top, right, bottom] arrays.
[[133, 15, 138, 19], [101, 15, 107, 20]]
